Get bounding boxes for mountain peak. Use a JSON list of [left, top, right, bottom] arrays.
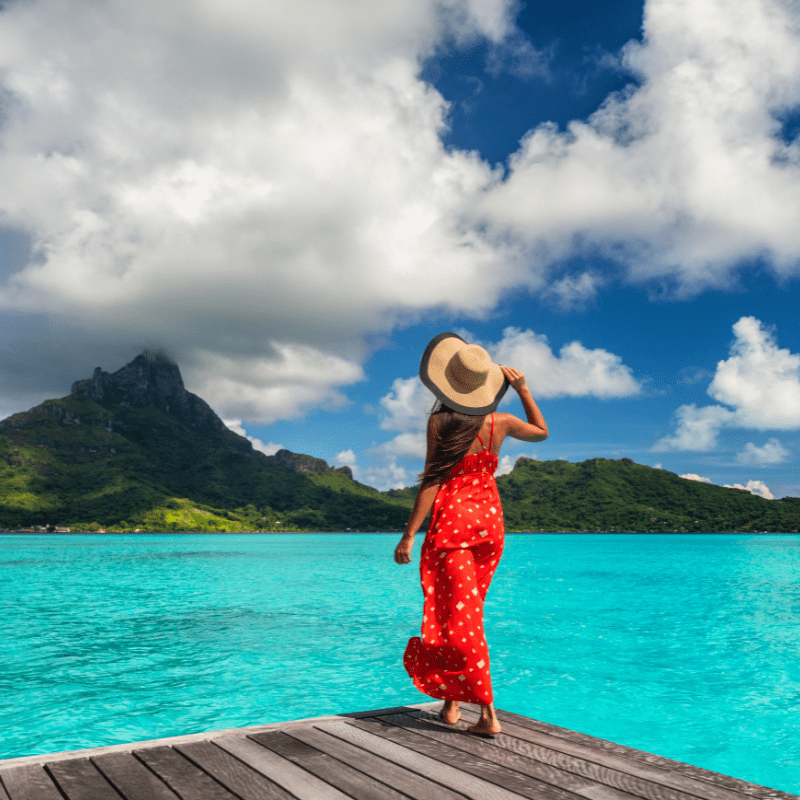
[[70, 351, 225, 435]]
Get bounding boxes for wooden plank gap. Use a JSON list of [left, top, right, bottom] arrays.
[[0, 764, 65, 800], [320, 718, 534, 800], [252, 729, 412, 800], [91, 751, 181, 800], [133, 746, 239, 800], [490, 710, 798, 800], [176, 740, 295, 800], [377, 712, 609, 800], [214, 734, 353, 800], [298, 723, 472, 800], [444, 709, 698, 800], [395, 711, 647, 800], [46, 758, 124, 800], [469, 711, 767, 800]]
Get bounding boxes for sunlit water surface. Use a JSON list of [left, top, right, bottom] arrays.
[[1, 533, 798, 792]]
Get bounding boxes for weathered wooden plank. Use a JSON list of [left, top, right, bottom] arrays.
[[491, 709, 798, 800], [92, 752, 181, 800], [469, 710, 768, 800], [319, 719, 533, 800], [293, 724, 471, 800], [392, 711, 645, 800], [214, 735, 353, 800], [492, 709, 671, 768], [252, 729, 411, 800], [351, 715, 588, 800], [1, 703, 792, 800], [176, 740, 295, 800], [0, 765, 64, 800], [134, 746, 238, 800], [438, 709, 699, 800], [47, 758, 124, 800], [0, 704, 439, 774]]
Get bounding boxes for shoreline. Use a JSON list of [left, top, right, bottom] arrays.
[[1, 530, 796, 535]]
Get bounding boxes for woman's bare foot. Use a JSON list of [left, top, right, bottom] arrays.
[[439, 700, 461, 725], [467, 703, 501, 736]]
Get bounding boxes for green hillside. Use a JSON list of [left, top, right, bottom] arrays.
[[0, 395, 412, 533], [498, 456, 800, 533]]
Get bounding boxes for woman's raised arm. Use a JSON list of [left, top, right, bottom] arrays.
[[500, 366, 548, 442]]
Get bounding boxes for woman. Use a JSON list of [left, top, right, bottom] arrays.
[[394, 332, 548, 736]]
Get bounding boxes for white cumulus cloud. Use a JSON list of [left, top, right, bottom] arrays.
[[332, 449, 357, 467], [475, 0, 800, 293], [736, 438, 790, 465], [655, 317, 800, 452], [191, 346, 364, 425], [654, 404, 736, 451], [680, 473, 711, 483], [355, 456, 412, 492], [489, 327, 640, 399], [223, 420, 283, 456], [709, 317, 800, 430], [0, 0, 520, 420], [541, 272, 602, 311], [496, 452, 538, 476], [379, 377, 434, 433], [724, 480, 774, 500], [3, 0, 800, 426]]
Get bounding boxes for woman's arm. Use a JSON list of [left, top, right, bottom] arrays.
[[500, 366, 548, 442], [394, 416, 440, 564], [393, 481, 440, 564]]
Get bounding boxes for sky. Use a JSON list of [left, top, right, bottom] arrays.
[[1, 0, 800, 498]]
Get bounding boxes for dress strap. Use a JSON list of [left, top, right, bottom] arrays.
[[476, 414, 494, 452]]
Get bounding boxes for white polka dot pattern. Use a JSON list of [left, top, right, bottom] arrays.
[[403, 439, 505, 706]]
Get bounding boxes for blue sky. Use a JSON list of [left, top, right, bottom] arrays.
[[1, 0, 800, 498]]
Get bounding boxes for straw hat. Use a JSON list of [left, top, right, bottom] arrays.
[[419, 332, 509, 415]]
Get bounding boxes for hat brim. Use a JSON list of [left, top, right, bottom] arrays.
[[419, 332, 509, 416]]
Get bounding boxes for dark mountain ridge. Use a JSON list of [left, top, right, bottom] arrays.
[[0, 353, 404, 531], [70, 352, 229, 437]]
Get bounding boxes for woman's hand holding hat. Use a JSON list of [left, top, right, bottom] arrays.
[[500, 365, 527, 392]]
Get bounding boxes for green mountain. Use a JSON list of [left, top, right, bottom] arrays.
[[0, 353, 412, 532], [499, 457, 800, 533], [1, 352, 798, 533]]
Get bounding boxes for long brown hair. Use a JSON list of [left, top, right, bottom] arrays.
[[419, 401, 486, 488]]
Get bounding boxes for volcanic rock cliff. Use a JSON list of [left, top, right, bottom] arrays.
[[70, 352, 229, 437]]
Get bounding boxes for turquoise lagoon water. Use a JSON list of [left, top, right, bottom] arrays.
[[1, 533, 798, 792]]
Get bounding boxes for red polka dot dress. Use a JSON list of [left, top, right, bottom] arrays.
[[403, 414, 504, 705]]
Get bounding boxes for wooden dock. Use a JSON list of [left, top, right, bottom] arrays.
[[0, 702, 795, 800]]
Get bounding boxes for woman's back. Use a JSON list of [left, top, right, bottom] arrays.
[[462, 408, 545, 458]]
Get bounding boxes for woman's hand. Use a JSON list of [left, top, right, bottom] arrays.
[[394, 533, 415, 564], [501, 365, 527, 392]]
